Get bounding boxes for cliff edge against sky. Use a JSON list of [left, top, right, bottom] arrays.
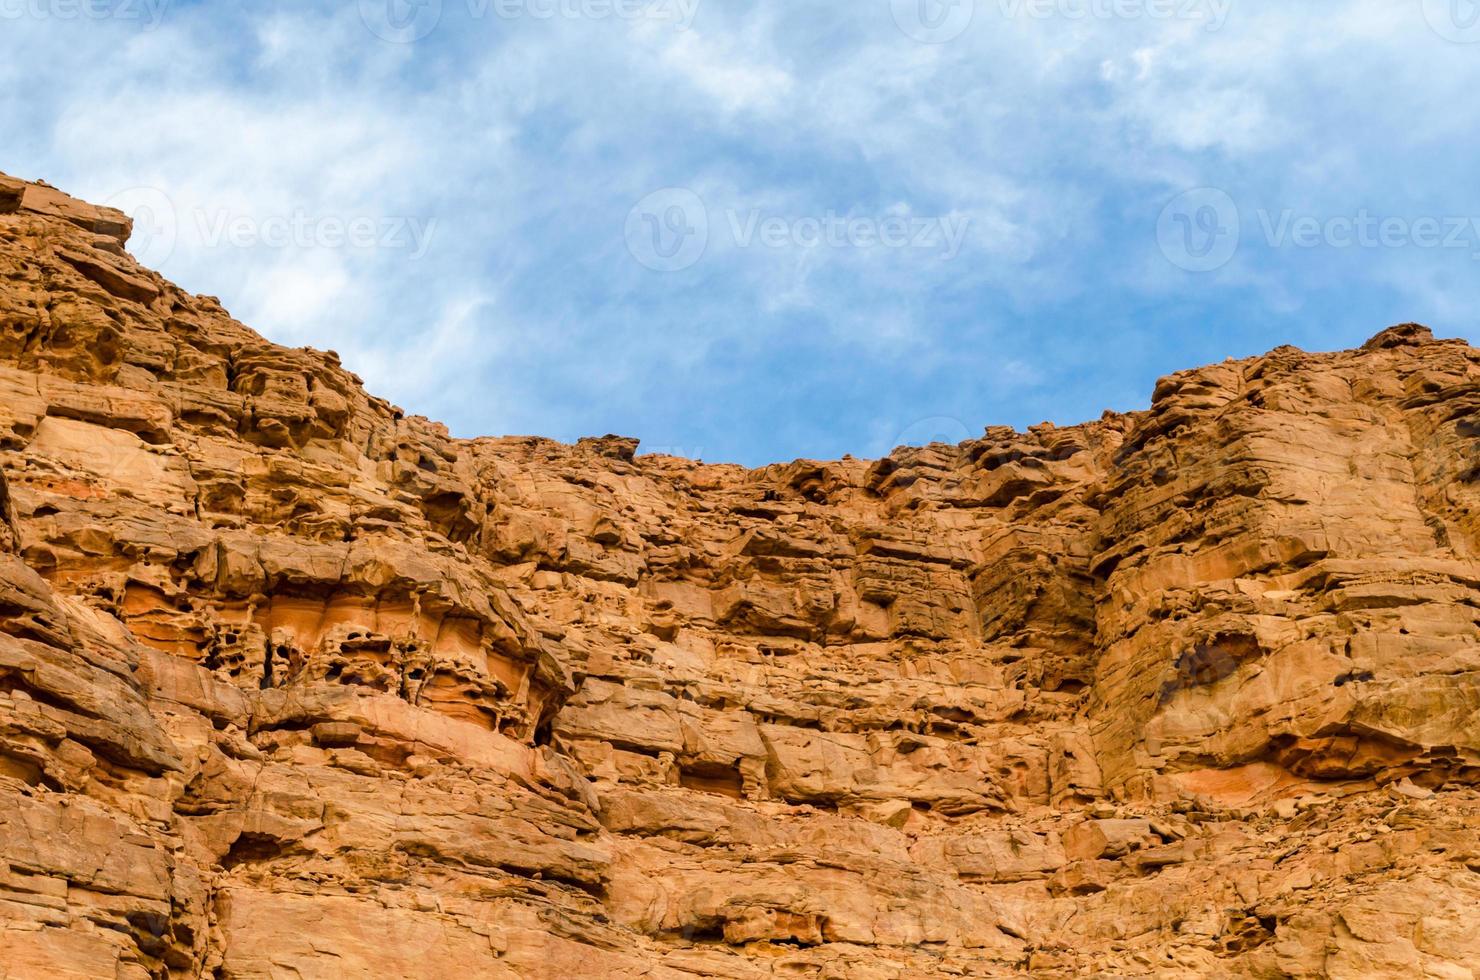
[[1, 173, 1478, 978]]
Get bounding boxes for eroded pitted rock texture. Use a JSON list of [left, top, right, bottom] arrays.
[[0, 172, 1478, 978]]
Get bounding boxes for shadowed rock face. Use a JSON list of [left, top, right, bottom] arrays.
[[0, 173, 1478, 979]]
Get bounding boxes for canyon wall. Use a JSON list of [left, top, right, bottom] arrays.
[[1, 173, 1479, 978]]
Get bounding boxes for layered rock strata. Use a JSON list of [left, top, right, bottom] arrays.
[[1, 172, 1478, 978]]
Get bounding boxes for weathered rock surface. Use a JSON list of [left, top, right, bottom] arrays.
[[0, 172, 1478, 978]]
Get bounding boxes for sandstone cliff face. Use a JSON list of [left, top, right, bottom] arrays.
[[0, 173, 1477, 979]]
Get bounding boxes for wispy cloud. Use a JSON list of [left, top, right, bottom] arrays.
[[1, 1, 1476, 464]]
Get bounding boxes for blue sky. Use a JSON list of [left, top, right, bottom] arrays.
[[2, 0, 1478, 465]]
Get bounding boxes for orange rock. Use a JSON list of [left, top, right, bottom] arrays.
[[2, 172, 1480, 977]]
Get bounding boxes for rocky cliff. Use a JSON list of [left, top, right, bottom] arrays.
[[0, 173, 1478, 978]]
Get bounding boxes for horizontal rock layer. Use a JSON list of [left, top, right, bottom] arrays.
[[0, 172, 1478, 978]]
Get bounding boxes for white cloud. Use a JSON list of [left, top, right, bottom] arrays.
[[1, 0, 1476, 462], [657, 29, 794, 113]]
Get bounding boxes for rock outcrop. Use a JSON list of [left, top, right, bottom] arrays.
[[0, 172, 1478, 978]]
